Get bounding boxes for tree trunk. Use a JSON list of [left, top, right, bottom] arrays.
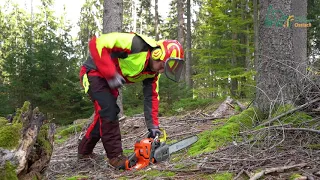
[[253, 0, 259, 68], [255, 0, 308, 114], [185, 0, 192, 87], [103, 0, 125, 117], [231, 32, 238, 97], [177, 0, 185, 81], [103, 0, 123, 33], [177, 0, 184, 45], [132, 0, 137, 32], [154, 0, 159, 41]]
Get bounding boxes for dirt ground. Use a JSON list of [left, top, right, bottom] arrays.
[[45, 107, 320, 180]]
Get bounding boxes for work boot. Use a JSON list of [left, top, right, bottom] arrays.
[[109, 154, 128, 170], [78, 153, 98, 160]]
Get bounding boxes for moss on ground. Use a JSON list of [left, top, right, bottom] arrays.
[[271, 105, 313, 126], [13, 101, 30, 124], [0, 123, 22, 149], [0, 161, 18, 180], [307, 144, 320, 150], [188, 108, 262, 156], [201, 172, 233, 180], [37, 124, 53, 154], [0, 117, 8, 126], [65, 175, 88, 180], [134, 169, 175, 178], [123, 149, 134, 156], [170, 153, 184, 163], [290, 173, 303, 180], [55, 123, 84, 144]]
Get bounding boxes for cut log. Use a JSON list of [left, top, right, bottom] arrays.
[[210, 96, 238, 118]]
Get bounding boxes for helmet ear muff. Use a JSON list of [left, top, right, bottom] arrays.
[[151, 48, 162, 60]]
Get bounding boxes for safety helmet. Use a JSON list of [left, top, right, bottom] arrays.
[[151, 40, 185, 82]]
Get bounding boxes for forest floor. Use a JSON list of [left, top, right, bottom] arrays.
[[45, 101, 320, 180]]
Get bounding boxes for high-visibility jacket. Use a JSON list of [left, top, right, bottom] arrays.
[[83, 32, 160, 129]]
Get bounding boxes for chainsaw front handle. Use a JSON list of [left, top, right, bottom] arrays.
[[159, 128, 167, 142]]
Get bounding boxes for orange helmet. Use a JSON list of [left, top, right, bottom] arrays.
[[151, 40, 185, 82]]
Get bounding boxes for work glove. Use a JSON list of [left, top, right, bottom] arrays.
[[148, 128, 161, 139], [107, 73, 125, 89]]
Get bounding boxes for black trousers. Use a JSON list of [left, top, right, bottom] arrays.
[[78, 75, 123, 159]]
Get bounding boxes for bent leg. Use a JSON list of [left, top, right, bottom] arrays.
[[90, 90, 122, 159], [78, 104, 101, 155], [86, 75, 123, 159]]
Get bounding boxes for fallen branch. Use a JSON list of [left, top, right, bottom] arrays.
[[185, 117, 220, 122], [249, 163, 307, 180], [257, 97, 320, 127], [240, 123, 293, 134], [233, 169, 244, 180], [274, 127, 320, 134], [152, 167, 201, 173]]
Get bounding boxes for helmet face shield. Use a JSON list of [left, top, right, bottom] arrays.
[[164, 58, 185, 82]]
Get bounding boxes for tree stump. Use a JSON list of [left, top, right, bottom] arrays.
[[0, 101, 55, 180]]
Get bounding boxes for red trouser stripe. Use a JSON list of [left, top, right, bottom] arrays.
[[85, 101, 101, 138]]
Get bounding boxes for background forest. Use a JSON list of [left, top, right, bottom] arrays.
[[0, 0, 319, 125]]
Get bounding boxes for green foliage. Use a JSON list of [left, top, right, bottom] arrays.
[[171, 98, 221, 115], [307, 0, 320, 64], [192, 0, 255, 99], [0, 123, 22, 149], [0, 161, 18, 180], [158, 77, 193, 116], [136, 0, 155, 37], [13, 101, 30, 124], [76, 0, 103, 62], [0, 86, 13, 116], [123, 77, 194, 117], [0, 2, 91, 125], [189, 108, 261, 155], [123, 83, 144, 116]]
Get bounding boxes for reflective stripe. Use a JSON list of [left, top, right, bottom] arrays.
[[156, 74, 160, 100], [82, 74, 90, 93]]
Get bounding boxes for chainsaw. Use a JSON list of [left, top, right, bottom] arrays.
[[125, 129, 198, 170]]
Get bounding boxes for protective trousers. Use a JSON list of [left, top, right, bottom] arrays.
[[78, 74, 123, 159]]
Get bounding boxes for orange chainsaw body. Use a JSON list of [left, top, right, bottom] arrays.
[[125, 138, 156, 170]]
